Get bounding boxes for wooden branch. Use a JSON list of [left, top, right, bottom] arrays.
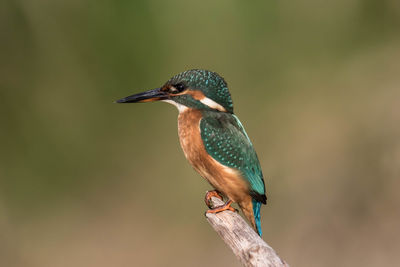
[[205, 196, 289, 267]]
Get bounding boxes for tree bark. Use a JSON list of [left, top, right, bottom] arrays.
[[205, 196, 289, 267]]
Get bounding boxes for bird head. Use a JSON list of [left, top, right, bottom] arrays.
[[116, 69, 234, 113]]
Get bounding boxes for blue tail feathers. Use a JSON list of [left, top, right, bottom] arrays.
[[252, 199, 262, 236]]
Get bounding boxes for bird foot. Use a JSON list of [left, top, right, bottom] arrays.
[[206, 200, 237, 213], [204, 190, 223, 208]]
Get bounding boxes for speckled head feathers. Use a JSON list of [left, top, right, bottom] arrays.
[[116, 69, 234, 113], [164, 69, 234, 113]]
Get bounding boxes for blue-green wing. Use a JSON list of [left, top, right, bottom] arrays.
[[200, 111, 266, 203]]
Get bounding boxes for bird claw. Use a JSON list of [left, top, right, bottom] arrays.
[[204, 190, 223, 208], [206, 200, 237, 214]]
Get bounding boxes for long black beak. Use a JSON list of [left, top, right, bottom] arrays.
[[116, 88, 168, 103]]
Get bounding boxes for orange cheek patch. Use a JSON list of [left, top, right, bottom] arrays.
[[186, 90, 206, 100], [161, 87, 206, 100], [170, 89, 206, 100]]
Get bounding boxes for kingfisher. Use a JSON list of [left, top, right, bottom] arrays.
[[116, 69, 267, 236]]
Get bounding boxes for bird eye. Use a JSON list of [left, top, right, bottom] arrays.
[[167, 83, 186, 94], [174, 83, 186, 92]]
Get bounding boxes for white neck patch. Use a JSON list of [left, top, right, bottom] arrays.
[[162, 100, 188, 113], [199, 97, 226, 112]]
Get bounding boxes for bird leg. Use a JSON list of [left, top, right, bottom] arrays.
[[206, 200, 237, 213], [204, 190, 223, 208]]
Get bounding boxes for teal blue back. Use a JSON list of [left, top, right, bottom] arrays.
[[200, 110, 266, 202]]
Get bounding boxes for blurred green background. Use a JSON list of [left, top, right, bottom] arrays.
[[1, 0, 400, 266]]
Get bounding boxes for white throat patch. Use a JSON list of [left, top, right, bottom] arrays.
[[162, 100, 188, 113]]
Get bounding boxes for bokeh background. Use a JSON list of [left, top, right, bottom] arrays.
[[1, 0, 400, 266]]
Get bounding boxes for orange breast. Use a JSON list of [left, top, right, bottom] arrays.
[[177, 109, 250, 203]]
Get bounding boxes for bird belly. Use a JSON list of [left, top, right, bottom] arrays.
[[177, 109, 250, 203]]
